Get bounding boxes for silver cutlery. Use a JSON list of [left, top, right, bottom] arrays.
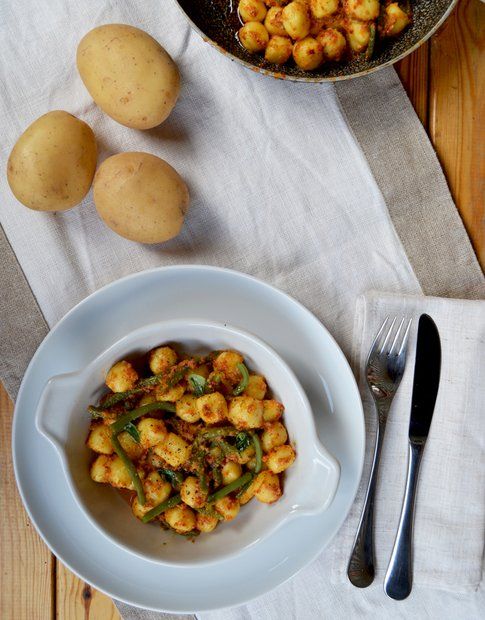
[[347, 316, 412, 588], [384, 314, 441, 600]]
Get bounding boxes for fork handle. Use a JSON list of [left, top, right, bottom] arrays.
[[384, 441, 425, 600], [347, 418, 387, 588]]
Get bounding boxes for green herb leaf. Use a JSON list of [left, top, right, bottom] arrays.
[[188, 373, 206, 396], [235, 431, 251, 452], [124, 422, 140, 443], [158, 468, 184, 490]]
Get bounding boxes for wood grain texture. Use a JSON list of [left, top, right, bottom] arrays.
[[429, 0, 485, 267], [396, 41, 430, 127], [0, 390, 54, 620], [56, 562, 120, 620]]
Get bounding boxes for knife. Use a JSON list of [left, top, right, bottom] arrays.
[[384, 313, 441, 600]]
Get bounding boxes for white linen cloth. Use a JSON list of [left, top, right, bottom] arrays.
[[197, 292, 485, 620], [0, 0, 421, 333], [1, 1, 484, 618], [331, 292, 485, 592]]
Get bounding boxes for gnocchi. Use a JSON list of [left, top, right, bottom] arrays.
[[87, 346, 296, 538], [235, 0, 412, 71]]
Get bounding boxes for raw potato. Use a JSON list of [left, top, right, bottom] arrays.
[[93, 152, 189, 244], [77, 24, 180, 130], [7, 111, 97, 212]]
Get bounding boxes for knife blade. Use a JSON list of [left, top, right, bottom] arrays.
[[384, 313, 442, 600], [409, 313, 441, 443]]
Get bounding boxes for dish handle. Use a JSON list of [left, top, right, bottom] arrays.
[[35, 373, 78, 455], [294, 443, 340, 516]]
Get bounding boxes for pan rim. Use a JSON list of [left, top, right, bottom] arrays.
[[173, 0, 459, 83]]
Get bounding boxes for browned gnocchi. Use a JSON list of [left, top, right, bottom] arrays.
[[87, 346, 296, 538], [236, 0, 413, 71]]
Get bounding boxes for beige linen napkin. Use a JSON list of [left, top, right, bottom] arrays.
[[332, 291, 485, 593]]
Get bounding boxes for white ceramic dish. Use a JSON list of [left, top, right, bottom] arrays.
[[35, 319, 340, 566], [13, 265, 364, 612]]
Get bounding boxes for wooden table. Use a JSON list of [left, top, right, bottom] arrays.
[[1, 2, 483, 618]]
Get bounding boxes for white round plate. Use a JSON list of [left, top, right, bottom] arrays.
[[13, 266, 364, 613]]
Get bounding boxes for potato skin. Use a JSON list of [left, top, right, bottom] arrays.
[[7, 111, 96, 212], [76, 24, 180, 130], [93, 152, 189, 244]]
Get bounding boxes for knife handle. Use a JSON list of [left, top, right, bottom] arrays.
[[384, 441, 425, 600]]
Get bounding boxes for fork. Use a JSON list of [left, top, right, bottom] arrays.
[[347, 316, 412, 588]]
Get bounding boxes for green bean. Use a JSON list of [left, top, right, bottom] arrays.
[[110, 433, 145, 505], [87, 406, 106, 419], [197, 426, 238, 441], [233, 363, 250, 396], [207, 472, 253, 503], [198, 472, 208, 493], [236, 473, 255, 499], [216, 439, 238, 457], [101, 364, 190, 408], [209, 444, 224, 466], [100, 379, 157, 408], [141, 494, 182, 523], [110, 401, 175, 435], [196, 505, 224, 521], [251, 431, 263, 474], [366, 23, 376, 61], [212, 466, 223, 488]]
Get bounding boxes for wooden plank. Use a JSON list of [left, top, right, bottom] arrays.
[[396, 41, 430, 128], [0, 386, 54, 620], [429, 0, 485, 268], [56, 562, 121, 620]]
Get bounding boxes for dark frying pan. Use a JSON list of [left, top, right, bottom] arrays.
[[174, 1, 458, 82]]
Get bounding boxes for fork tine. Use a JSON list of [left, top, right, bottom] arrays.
[[388, 317, 406, 356], [379, 317, 397, 353], [369, 316, 389, 355], [397, 318, 412, 356]]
